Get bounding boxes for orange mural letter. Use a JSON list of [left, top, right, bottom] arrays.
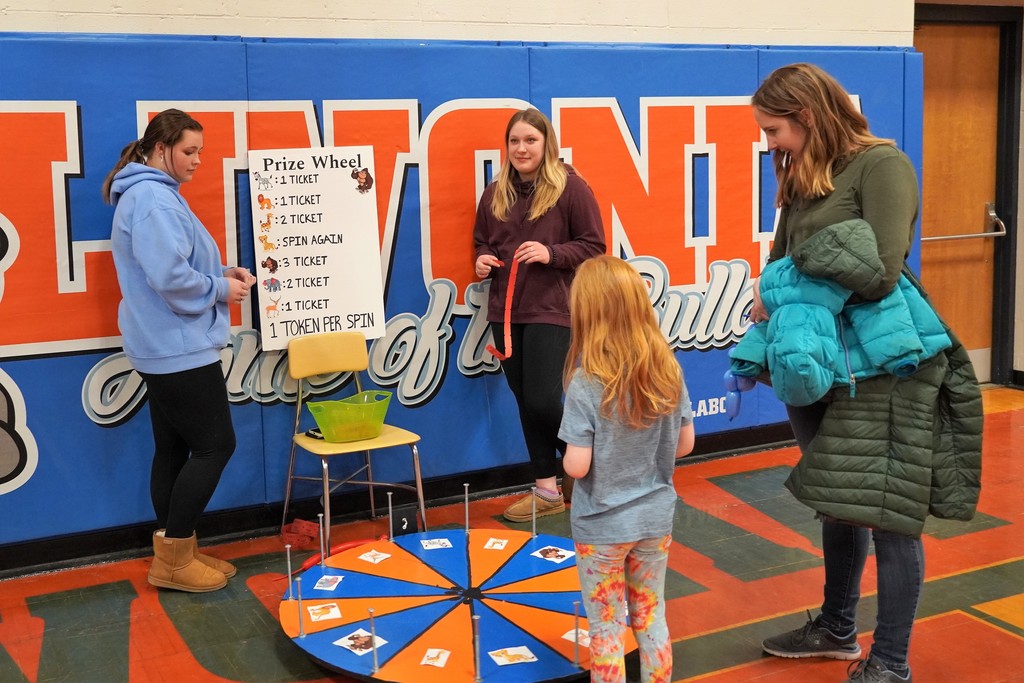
[[558, 101, 695, 283], [422, 102, 528, 305], [0, 107, 121, 350], [327, 103, 416, 283], [704, 103, 764, 272]]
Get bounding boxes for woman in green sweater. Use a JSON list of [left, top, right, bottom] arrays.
[[750, 63, 951, 683]]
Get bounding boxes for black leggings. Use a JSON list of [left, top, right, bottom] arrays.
[[491, 322, 569, 480], [140, 362, 236, 539]]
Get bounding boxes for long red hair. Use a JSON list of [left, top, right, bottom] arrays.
[[564, 256, 681, 429]]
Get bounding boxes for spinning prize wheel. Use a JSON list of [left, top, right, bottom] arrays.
[[279, 528, 637, 682]]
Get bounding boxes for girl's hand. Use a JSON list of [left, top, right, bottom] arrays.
[[475, 254, 503, 279], [515, 241, 550, 265], [226, 277, 250, 305], [225, 266, 257, 287], [748, 276, 769, 323]]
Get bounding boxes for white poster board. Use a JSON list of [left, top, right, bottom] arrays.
[[247, 146, 384, 351]]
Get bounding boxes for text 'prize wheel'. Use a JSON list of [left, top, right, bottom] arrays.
[[279, 528, 637, 681]]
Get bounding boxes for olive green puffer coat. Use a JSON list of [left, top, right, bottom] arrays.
[[783, 222, 983, 537]]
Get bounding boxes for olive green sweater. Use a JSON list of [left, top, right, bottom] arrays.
[[769, 145, 919, 302]]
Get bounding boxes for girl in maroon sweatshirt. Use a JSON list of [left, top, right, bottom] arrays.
[[473, 107, 605, 522]]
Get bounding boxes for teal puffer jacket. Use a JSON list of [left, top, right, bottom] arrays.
[[729, 221, 951, 406], [773, 220, 983, 536]]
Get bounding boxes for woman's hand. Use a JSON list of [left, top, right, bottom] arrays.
[[515, 241, 550, 265], [748, 276, 769, 323], [475, 254, 503, 279]]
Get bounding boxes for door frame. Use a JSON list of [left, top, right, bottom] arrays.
[[916, 4, 1022, 384]]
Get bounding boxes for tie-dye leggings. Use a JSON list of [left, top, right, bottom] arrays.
[[574, 535, 672, 682]]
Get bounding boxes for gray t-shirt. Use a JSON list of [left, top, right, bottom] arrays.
[[558, 371, 693, 545]]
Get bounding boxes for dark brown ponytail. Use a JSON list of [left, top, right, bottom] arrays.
[[101, 108, 203, 204]]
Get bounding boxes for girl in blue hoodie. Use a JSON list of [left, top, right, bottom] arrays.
[[102, 109, 255, 593]]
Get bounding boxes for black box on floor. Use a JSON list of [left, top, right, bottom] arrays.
[[390, 504, 419, 536]]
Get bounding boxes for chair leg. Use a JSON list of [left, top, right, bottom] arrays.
[[281, 442, 299, 534], [321, 457, 332, 553], [365, 451, 376, 519], [410, 444, 428, 531]]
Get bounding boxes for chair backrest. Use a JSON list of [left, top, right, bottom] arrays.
[[287, 331, 369, 379]]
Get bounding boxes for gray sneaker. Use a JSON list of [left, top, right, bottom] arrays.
[[845, 655, 912, 682], [762, 610, 861, 660]]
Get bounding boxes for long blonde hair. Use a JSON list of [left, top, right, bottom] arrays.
[[490, 108, 567, 222], [565, 255, 682, 429], [751, 63, 893, 207]]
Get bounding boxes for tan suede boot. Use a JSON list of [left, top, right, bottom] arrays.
[[188, 534, 237, 578], [502, 490, 565, 523], [153, 530, 238, 579], [148, 531, 227, 592]]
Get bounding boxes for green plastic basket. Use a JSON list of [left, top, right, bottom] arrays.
[[307, 390, 392, 443]]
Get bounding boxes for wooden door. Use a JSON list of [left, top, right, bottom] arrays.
[[915, 22, 1002, 382]]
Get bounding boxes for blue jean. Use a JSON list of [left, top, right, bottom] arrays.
[[787, 404, 924, 672], [819, 519, 923, 671]]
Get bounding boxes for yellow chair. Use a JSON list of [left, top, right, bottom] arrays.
[[280, 331, 427, 550]]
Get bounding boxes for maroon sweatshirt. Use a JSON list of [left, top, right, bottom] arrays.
[[473, 166, 606, 327]]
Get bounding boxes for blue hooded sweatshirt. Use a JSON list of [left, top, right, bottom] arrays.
[[110, 162, 230, 374]]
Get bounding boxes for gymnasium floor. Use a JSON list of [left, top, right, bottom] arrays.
[[1, 387, 1021, 682]]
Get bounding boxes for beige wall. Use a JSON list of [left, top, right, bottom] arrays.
[[1, 1, 915, 46]]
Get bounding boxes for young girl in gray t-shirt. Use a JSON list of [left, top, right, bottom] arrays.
[[559, 255, 695, 683]]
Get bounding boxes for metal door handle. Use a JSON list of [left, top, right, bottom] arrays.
[[921, 202, 1007, 242]]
